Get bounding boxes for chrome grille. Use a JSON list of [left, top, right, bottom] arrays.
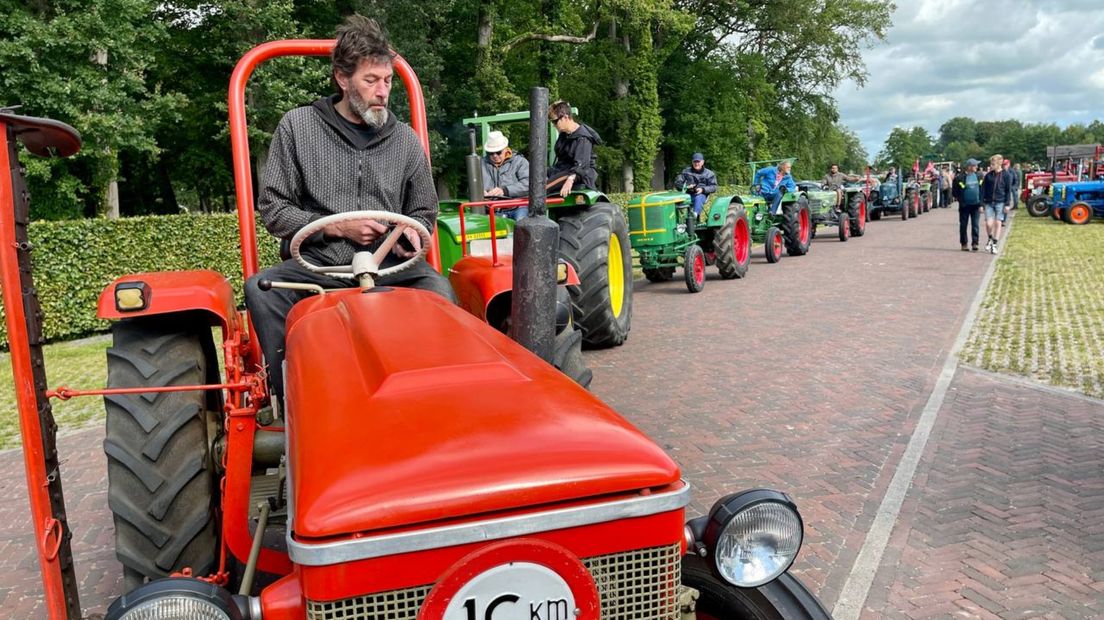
[[305, 543, 681, 620]]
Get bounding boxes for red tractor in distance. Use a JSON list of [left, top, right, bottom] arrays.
[[1, 40, 832, 620], [1023, 144, 1104, 217]]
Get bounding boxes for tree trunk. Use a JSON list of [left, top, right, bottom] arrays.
[[106, 179, 120, 219], [622, 160, 635, 194]]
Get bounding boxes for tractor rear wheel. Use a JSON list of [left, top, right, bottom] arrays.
[[783, 198, 812, 256], [684, 244, 706, 293], [1067, 201, 1093, 225], [714, 204, 751, 279], [552, 327, 593, 388], [871, 206, 882, 221], [838, 212, 850, 242], [849, 194, 867, 237], [557, 202, 633, 348], [1026, 195, 1050, 217], [682, 557, 832, 620], [765, 227, 784, 263], [103, 318, 218, 589], [643, 267, 675, 282]]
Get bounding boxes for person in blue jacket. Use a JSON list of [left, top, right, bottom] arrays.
[[754, 159, 797, 215]]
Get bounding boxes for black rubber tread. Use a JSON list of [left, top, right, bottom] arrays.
[[682, 556, 833, 620], [714, 204, 750, 279], [551, 327, 593, 389], [643, 267, 675, 283], [870, 207, 882, 221], [838, 212, 850, 242], [556, 202, 632, 348], [1067, 201, 1093, 225], [684, 244, 706, 293], [765, 227, 783, 264], [907, 189, 919, 218], [783, 198, 812, 256], [848, 193, 866, 237], [104, 318, 217, 584], [1026, 195, 1050, 217]]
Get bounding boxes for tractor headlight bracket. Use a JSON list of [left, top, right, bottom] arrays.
[[105, 577, 249, 620]]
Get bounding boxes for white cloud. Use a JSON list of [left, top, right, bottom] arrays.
[[836, 0, 1104, 157]]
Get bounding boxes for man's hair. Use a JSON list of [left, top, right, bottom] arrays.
[[332, 15, 394, 90], [550, 100, 573, 120], [990, 154, 1003, 165]]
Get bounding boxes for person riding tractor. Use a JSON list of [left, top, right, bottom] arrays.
[[673, 152, 718, 234], [546, 100, 601, 197], [480, 129, 531, 220], [820, 163, 860, 208], [754, 159, 798, 215]]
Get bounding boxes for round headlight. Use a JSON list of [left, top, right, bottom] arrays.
[[106, 577, 245, 620], [703, 489, 803, 588]]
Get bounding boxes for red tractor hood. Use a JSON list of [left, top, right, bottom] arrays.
[[283, 288, 679, 541]]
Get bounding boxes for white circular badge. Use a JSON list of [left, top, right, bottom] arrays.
[[443, 562, 577, 620]]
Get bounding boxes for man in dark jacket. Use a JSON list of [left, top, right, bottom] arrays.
[[481, 130, 530, 220], [953, 158, 983, 251], [244, 15, 456, 402], [982, 154, 1015, 253], [547, 100, 601, 196], [674, 152, 718, 218]]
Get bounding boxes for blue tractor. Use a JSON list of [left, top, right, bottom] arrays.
[[1049, 178, 1104, 225]]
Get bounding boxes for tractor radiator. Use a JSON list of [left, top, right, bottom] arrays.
[[305, 542, 682, 620]]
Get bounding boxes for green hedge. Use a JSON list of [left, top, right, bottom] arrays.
[[0, 213, 280, 346]]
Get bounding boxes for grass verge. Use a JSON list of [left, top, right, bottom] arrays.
[[960, 213, 1104, 398]]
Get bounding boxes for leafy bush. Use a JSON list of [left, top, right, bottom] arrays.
[[0, 213, 280, 346]]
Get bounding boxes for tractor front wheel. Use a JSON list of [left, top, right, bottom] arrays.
[[783, 198, 812, 256], [684, 244, 706, 293], [1026, 195, 1050, 217], [552, 327, 593, 388], [104, 317, 219, 589], [1051, 206, 1064, 221], [714, 204, 751, 279], [871, 207, 882, 221], [765, 227, 784, 263], [1067, 201, 1093, 225], [643, 267, 675, 282], [682, 557, 832, 620], [557, 202, 633, 348], [838, 212, 850, 242], [849, 194, 867, 237]]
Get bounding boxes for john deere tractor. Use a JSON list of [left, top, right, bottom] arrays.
[[798, 181, 867, 242], [625, 189, 751, 293], [457, 110, 633, 348], [728, 159, 813, 263]]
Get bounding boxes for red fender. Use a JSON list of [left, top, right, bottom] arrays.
[[448, 255, 515, 322], [97, 269, 238, 331]]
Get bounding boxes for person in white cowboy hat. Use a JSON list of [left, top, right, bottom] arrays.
[[481, 129, 530, 220]]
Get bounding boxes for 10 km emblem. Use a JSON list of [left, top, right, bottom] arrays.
[[461, 594, 573, 620]]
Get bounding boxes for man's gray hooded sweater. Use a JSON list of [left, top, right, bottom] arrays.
[[257, 94, 438, 266]]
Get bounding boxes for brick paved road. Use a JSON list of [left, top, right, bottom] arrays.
[[1, 208, 1100, 618]]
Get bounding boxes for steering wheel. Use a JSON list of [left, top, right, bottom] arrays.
[[289, 210, 433, 287]]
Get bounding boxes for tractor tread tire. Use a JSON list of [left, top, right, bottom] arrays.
[[557, 203, 633, 348], [552, 327, 593, 389], [104, 318, 217, 584], [682, 556, 832, 620], [783, 198, 811, 256], [714, 204, 751, 279], [1026, 195, 1050, 217], [848, 193, 866, 237], [643, 267, 674, 283]]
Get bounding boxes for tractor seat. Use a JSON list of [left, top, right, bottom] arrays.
[[0, 110, 82, 158]]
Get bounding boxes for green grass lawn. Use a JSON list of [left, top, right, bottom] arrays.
[[961, 213, 1104, 398], [0, 336, 110, 450]]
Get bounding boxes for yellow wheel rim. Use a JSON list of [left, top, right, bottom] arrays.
[[608, 232, 625, 318]]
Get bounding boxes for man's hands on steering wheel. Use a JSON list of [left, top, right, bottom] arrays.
[[321, 217, 422, 258]]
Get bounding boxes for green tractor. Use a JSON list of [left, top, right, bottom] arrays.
[[731, 159, 813, 263], [625, 189, 751, 293], [451, 110, 633, 348], [797, 180, 867, 242]]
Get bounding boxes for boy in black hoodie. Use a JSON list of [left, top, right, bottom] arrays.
[[547, 100, 602, 196]]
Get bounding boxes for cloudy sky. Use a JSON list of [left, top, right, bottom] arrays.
[[834, 0, 1104, 158]]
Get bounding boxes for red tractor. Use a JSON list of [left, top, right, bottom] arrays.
[[1, 40, 831, 620], [1023, 144, 1104, 217]]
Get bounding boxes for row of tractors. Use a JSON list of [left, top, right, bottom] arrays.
[[0, 41, 848, 620], [1022, 144, 1104, 225]]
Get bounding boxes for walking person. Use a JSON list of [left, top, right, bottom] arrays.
[[1006, 160, 1021, 210], [982, 154, 1015, 253], [952, 159, 983, 251], [942, 166, 954, 208]]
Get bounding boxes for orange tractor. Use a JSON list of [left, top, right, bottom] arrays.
[[1, 40, 831, 619]]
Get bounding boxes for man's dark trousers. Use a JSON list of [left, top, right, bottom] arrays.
[[244, 257, 456, 402], [959, 204, 981, 246]]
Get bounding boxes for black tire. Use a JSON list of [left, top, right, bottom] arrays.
[[684, 244, 706, 293], [765, 227, 783, 263], [682, 556, 833, 620], [1026, 195, 1049, 217], [870, 207, 882, 221], [551, 327, 593, 388], [643, 267, 675, 282], [810, 224, 817, 239], [104, 318, 218, 588], [901, 194, 909, 220], [783, 198, 812, 256], [714, 204, 751, 279], [1067, 201, 1093, 225], [556, 202, 632, 348], [848, 193, 866, 237], [838, 212, 850, 242]]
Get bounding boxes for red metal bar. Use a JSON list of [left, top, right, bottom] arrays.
[[228, 40, 439, 279], [47, 381, 257, 401], [451, 197, 565, 264], [487, 205, 499, 266], [458, 206, 467, 258], [0, 121, 70, 619]]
